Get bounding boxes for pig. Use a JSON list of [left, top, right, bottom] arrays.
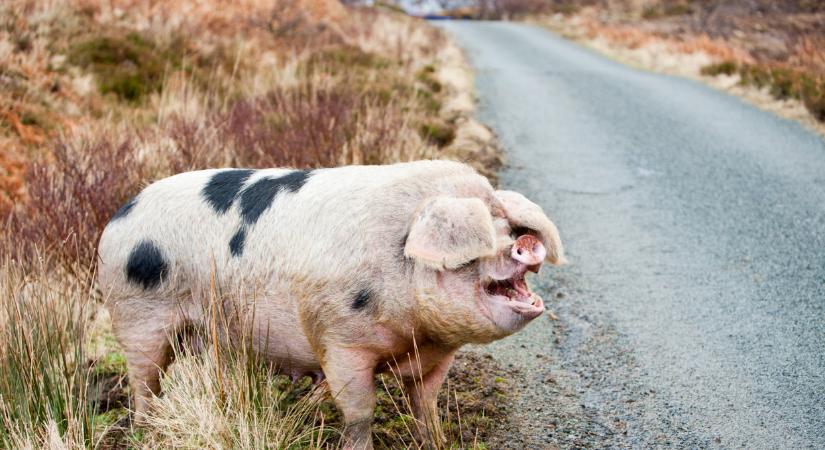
[[97, 160, 565, 449]]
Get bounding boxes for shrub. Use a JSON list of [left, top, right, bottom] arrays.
[[5, 139, 151, 275], [738, 64, 772, 88], [802, 81, 825, 121], [702, 60, 825, 124], [68, 32, 193, 102], [419, 120, 456, 148], [768, 67, 803, 99], [700, 60, 738, 76]]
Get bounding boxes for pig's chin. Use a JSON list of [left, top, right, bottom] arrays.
[[479, 265, 544, 332]]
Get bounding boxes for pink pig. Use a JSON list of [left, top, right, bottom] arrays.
[[97, 160, 565, 448]]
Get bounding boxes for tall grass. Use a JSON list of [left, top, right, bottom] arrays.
[[0, 257, 95, 448], [0, 1, 507, 447], [137, 339, 336, 448]]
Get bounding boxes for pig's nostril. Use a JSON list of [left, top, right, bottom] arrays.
[[517, 248, 523, 255]]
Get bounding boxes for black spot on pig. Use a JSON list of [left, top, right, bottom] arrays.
[[126, 240, 168, 289], [109, 196, 138, 222], [229, 227, 246, 257], [203, 169, 255, 214], [239, 170, 311, 225], [352, 288, 373, 311]]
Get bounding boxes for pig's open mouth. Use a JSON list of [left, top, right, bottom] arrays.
[[482, 265, 544, 317]]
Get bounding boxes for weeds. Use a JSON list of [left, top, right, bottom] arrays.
[[5, 139, 150, 276]]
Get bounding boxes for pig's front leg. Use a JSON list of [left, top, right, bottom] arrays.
[[405, 349, 457, 446], [322, 346, 377, 450]]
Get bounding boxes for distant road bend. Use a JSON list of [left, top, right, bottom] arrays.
[[436, 21, 825, 449]]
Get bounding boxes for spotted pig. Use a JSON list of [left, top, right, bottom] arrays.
[[97, 160, 565, 449]]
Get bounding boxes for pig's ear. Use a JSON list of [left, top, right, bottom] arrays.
[[405, 196, 497, 270], [494, 190, 566, 265]]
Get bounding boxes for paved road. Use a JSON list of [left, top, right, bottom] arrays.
[[436, 21, 825, 449]]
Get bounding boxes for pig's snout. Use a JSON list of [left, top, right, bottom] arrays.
[[511, 235, 546, 266]]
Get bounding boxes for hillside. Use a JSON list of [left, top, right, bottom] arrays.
[[0, 1, 505, 448]]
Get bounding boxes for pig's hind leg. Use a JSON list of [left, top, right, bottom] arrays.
[[110, 299, 182, 421]]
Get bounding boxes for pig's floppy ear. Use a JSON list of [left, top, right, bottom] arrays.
[[405, 196, 497, 270], [494, 190, 566, 265]]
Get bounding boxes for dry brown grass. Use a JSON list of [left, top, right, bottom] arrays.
[[0, 0, 467, 270], [0, 0, 506, 448]]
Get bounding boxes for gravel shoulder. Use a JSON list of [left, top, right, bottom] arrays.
[[438, 20, 825, 449]]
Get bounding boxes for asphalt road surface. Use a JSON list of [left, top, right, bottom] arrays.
[[436, 21, 825, 449]]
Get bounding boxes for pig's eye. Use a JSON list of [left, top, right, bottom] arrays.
[[456, 258, 478, 270]]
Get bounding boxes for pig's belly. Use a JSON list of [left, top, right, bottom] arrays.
[[248, 300, 320, 374]]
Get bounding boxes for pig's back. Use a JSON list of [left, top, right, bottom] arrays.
[[97, 161, 485, 297]]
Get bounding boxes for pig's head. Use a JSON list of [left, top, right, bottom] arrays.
[[404, 190, 565, 345]]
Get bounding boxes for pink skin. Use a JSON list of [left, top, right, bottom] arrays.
[[511, 234, 546, 266], [477, 234, 546, 332]]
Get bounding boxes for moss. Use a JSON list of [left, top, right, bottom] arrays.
[[419, 120, 456, 147], [94, 351, 128, 376], [92, 406, 126, 430]]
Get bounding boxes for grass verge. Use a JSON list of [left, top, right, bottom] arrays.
[[0, 0, 508, 447]]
